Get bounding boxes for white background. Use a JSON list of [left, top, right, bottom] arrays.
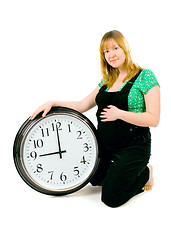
[[1, 0, 170, 239]]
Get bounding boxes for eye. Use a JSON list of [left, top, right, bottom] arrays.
[[104, 50, 109, 54]]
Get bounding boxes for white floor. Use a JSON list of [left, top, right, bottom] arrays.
[[2, 148, 171, 240]]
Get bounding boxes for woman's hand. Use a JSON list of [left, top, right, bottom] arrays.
[[100, 105, 120, 122], [30, 101, 55, 120]]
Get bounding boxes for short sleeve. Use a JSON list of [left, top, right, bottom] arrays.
[[98, 79, 106, 88], [139, 69, 160, 94]]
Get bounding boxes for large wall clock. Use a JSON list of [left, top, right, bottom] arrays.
[[13, 107, 99, 196]]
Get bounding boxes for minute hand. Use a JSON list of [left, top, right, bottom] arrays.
[[56, 125, 66, 159]]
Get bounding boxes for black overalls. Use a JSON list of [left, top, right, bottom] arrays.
[[90, 71, 151, 207]]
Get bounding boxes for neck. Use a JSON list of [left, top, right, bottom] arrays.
[[118, 66, 127, 75]]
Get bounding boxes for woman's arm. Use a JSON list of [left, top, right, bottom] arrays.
[[100, 85, 160, 127], [30, 86, 100, 120]]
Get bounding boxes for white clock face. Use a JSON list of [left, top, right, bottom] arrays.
[[21, 113, 98, 193]]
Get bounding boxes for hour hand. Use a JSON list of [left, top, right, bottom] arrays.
[[39, 151, 66, 158]]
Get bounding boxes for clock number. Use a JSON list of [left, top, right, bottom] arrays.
[[60, 172, 67, 182], [33, 139, 43, 148], [57, 122, 62, 130], [68, 124, 71, 132], [74, 166, 80, 177], [83, 143, 90, 152], [48, 171, 54, 181], [41, 128, 49, 137], [34, 164, 43, 173], [80, 156, 87, 164], [77, 131, 82, 139], [30, 151, 37, 160], [52, 122, 62, 131], [52, 123, 55, 131]]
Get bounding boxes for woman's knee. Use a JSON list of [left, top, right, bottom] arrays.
[[101, 191, 123, 208], [101, 185, 124, 208]]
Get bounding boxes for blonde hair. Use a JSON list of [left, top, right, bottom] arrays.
[[100, 30, 143, 88]]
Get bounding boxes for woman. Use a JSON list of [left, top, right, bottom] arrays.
[[30, 30, 160, 207]]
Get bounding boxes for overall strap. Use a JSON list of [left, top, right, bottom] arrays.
[[121, 70, 142, 93], [128, 69, 142, 84], [99, 85, 108, 92]]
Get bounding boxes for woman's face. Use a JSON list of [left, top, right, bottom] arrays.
[[103, 39, 126, 70]]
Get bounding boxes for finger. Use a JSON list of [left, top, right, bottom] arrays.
[[101, 118, 108, 122], [30, 108, 44, 120], [30, 112, 38, 120], [100, 115, 108, 121], [100, 114, 106, 118], [42, 109, 48, 117], [100, 112, 106, 115]]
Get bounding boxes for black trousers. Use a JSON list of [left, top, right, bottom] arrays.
[[90, 134, 151, 208]]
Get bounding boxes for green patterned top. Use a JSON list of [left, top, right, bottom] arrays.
[[98, 69, 160, 113]]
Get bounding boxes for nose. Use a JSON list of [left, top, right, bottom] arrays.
[[109, 49, 116, 58]]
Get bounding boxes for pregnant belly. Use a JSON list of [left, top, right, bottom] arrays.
[[97, 119, 136, 150]]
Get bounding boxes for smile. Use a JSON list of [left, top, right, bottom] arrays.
[[110, 58, 119, 63]]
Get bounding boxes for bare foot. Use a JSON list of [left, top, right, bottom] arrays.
[[142, 164, 154, 191]]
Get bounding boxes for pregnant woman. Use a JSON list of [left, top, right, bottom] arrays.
[[30, 30, 160, 207]]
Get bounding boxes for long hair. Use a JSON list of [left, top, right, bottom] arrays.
[[100, 30, 143, 88]]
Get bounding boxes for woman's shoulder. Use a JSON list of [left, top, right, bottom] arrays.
[[134, 69, 160, 94], [140, 69, 156, 79]]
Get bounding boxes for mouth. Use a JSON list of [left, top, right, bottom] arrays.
[[110, 58, 119, 63]]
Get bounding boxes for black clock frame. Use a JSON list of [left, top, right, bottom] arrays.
[[13, 107, 100, 196]]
